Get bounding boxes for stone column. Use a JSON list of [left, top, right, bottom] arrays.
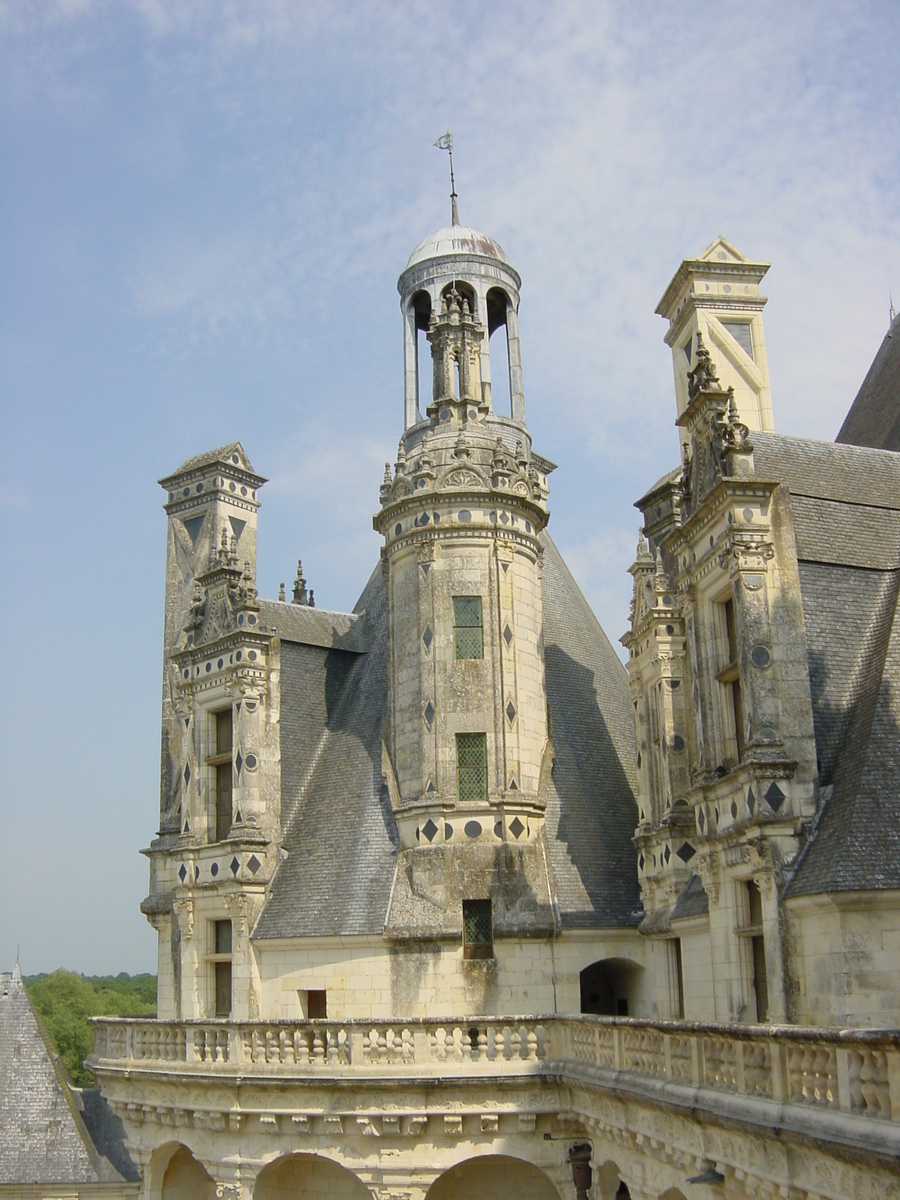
[[404, 301, 419, 429], [506, 302, 526, 423]]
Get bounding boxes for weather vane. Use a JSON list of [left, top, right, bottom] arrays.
[[434, 131, 459, 227]]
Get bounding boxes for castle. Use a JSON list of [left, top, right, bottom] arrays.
[[16, 215, 900, 1198]]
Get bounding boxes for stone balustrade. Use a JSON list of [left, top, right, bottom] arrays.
[[555, 1017, 900, 1121], [90, 1014, 900, 1125]]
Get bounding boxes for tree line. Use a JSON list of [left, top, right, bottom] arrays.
[[25, 971, 156, 1086]]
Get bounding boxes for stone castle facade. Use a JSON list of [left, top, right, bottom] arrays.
[[83, 224, 900, 1199]]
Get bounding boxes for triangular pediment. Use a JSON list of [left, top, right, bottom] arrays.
[[698, 235, 747, 265]]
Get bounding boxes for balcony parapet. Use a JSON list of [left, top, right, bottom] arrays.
[[89, 1015, 900, 1155]]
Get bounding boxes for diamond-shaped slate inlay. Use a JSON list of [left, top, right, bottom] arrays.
[[183, 762, 191, 786], [424, 701, 435, 725], [234, 810, 243, 824], [231, 857, 240, 876], [183, 515, 206, 547], [503, 624, 513, 646], [765, 782, 786, 811], [510, 816, 525, 840], [676, 842, 696, 863], [422, 818, 438, 843], [178, 864, 187, 883], [664, 845, 671, 864], [731, 799, 738, 819], [235, 750, 243, 775], [248, 855, 261, 874], [747, 786, 756, 815], [506, 699, 516, 722], [423, 626, 433, 650]]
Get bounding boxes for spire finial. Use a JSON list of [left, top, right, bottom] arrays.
[[434, 131, 459, 226]]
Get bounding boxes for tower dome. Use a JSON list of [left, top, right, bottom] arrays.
[[405, 225, 512, 271], [398, 222, 524, 432]]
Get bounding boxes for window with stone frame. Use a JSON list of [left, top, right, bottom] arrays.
[[456, 733, 488, 803], [211, 919, 232, 1017], [207, 708, 233, 842], [453, 595, 484, 659], [715, 595, 744, 762], [737, 880, 769, 1022], [463, 898, 493, 959], [668, 937, 685, 1019]]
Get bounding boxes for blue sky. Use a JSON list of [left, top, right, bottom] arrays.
[[2, 1, 898, 974]]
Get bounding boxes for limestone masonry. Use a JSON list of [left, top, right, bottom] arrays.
[[15, 221, 900, 1198]]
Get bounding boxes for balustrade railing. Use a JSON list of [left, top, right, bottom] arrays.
[[89, 1015, 900, 1122]]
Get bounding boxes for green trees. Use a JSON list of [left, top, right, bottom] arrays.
[[24, 971, 156, 1086]]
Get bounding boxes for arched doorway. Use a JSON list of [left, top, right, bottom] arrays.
[[159, 1145, 216, 1200], [254, 1153, 371, 1199], [580, 957, 644, 1016], [425, 1154, 561, 1200]]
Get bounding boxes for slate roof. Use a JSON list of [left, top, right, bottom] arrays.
[[744, 433, 900, 898], [670, 874, 709, 921], [253, 564, 399, 940], [836, 314, 900, 451], [0, 966, 136, 1187], [257, 599, 366, 652], [253, 535, 640, 939]]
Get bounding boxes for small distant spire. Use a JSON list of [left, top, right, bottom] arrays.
[[891, 292, 897, 331], [292, 560, 308, 606], [278, 582, 286, 601], [308, 589, 315, 608], [434, 131, 459, 226]]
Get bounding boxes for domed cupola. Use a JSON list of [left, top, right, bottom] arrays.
[[397, 214, 526, 431]]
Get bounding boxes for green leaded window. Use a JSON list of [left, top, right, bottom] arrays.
[[463, 899, 493, 958], [456, 733, 488, 803], [453, 596, 484, 659]]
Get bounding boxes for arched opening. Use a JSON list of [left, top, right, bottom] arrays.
[[412, 289, 432, 417], [159, 1145, 216, 1200], [580, 958, 644, 1016], [596, 1161, 630, 1200], [441, 279, 477, 313], [254, 1153, 371, 1199], [425, 1154, 561, 1200], [659, 1190, 688, 1200], [487, 287, 512, 416]]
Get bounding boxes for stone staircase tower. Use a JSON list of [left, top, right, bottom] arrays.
[[375, 225, 558, 943]]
